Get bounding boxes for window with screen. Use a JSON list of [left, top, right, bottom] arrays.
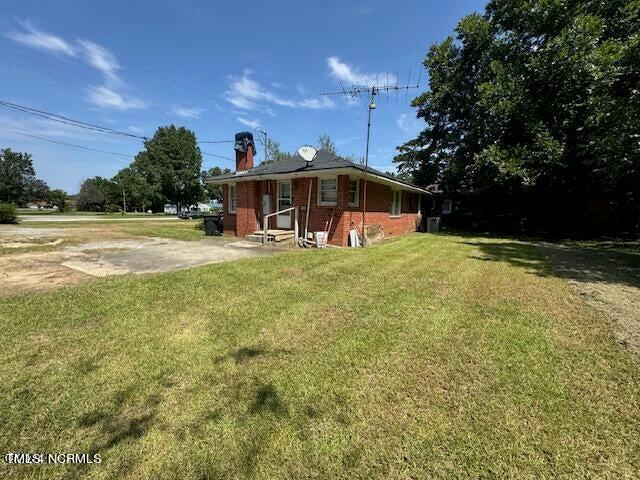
[[348, 178, 359, 207], [228, 184, 237, 213], [390, 189, 401, 217], [318, 178, 337, 205]]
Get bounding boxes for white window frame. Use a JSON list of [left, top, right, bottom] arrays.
[[228, 183, 237, 214], [317, 176, 338, 206], [390, 189, 402, 217], [348, 177, 359, 207]]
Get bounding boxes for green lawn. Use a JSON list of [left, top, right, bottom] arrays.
[[1, 233, 639, 479]]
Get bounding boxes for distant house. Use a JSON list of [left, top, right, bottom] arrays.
[[164, 202, 220, 215], [208, 199, 223, 211], [206, 132, 430, 246]]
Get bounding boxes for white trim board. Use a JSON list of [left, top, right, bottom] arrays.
[[209, 167, 429, 194]]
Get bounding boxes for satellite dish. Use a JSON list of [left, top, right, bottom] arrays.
[[297, 145, 317, 162]]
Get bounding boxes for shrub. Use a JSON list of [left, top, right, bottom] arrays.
[[0, 203, 19, 224]]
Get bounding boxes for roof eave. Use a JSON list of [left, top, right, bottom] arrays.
[[206, 167, 430, 194]]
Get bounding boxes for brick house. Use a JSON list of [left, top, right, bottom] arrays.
[[207, 132, 429, 246]]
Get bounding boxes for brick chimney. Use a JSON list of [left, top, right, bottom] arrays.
[[234, 131, 255, 171]]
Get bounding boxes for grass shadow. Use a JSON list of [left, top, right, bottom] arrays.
[[249, 383, 289, 418], [215, 344, 290, 365], [73, 384, 167, 478], [464, 238, 640, 290]]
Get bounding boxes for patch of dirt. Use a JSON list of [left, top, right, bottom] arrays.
[[0, 251, 91, 294], [1, 239, 63, 249], [539, 242, 640, 356], [0, 234, 274, 295], [283, 267, 303, 276]]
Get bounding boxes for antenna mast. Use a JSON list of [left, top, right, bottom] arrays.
[[254, 127, 268, 164], [319, 72, 420, 246]]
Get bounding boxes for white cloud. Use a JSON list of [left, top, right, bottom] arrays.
[[169, 105, 205, 119], [78, 40, 147, 110], [86, 85, 147, 111], [236, 117, 261, 129], [224, 69, 335, 112], [6, 20, 76, 56], [78, 40, 121, 85], [397, 113, 422, 135], [327, 56, 396, 88], [7, 19, 147, 112]]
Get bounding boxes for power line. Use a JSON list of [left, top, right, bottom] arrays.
[[201, 150, 234, 162], [0, 123, 132, 163], [0, 99, 237, 151], [0, 121, 234, 164], [0, 99, 148, 140]]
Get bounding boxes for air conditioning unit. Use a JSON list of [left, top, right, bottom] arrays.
[[426, 217, 441, 233]]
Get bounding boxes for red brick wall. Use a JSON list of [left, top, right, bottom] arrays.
[[292, 175, 419, 246], [222, 181, 260, 237], [235, 146, 254, 171], [222, 184, 235, 236], [222, 175, 420, 245]]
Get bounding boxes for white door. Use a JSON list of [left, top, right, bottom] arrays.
[[276, 180, 292, 229]]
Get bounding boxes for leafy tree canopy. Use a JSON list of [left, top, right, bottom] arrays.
[[395, 0, 639, 232], [134, 125, 205, 209], [0, 148, 36, 204]]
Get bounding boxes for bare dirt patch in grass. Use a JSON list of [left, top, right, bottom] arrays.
[[464, 235, 640, 357], [0, 234, 272, 294], [0, 251, 91, 294], [538, 242, 640, 356]]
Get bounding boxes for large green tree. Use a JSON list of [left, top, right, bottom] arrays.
[[396, 0, 639, 234], [133, 126, 204, 211], [0, 148, 36, 204], [76, 178, 106, 211], [113, 167, 156, 212]]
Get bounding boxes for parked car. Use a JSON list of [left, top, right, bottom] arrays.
[[179, 210, 202, 219]]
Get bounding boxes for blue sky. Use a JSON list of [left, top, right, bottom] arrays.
[[0, 0, 487, 193]]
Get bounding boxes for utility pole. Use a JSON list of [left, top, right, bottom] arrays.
[[319, 72, 420, 245], [361, 90, 376, 245], [122, 186, 127, 214]]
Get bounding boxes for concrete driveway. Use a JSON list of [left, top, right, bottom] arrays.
[[1, 229, 272, 295], [20, 215, 180, 222]]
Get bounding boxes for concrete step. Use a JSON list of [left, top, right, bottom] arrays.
[[247, 230, 295, 243], [245, 234, 266, 243]]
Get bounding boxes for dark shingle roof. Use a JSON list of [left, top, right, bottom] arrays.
[[207, 150, 426, 192]]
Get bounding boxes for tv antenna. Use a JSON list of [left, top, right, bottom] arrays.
[[318, 68, 421, 245], [254, 127, 268, 164]]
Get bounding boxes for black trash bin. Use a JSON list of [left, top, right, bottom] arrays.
[[202, 214, 223, 236]]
